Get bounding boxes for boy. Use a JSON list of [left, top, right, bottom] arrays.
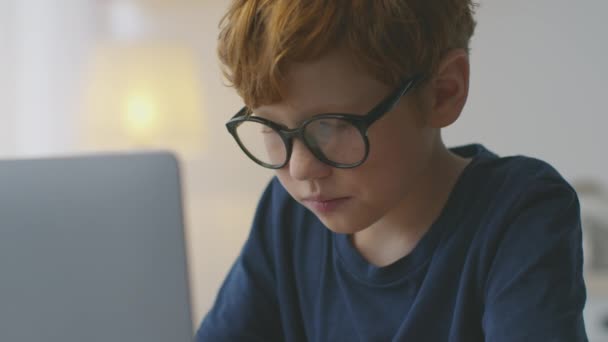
[[197, 0, 588, 341]]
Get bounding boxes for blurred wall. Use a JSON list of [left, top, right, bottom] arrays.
[[445, 0, 608, 186], [12, 1, 95, 155], [0, 1, 16, 156]]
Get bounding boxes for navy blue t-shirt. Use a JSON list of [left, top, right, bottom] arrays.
[[196, 144, 588, 341]]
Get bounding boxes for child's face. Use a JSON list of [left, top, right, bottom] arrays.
[[254, 49, 438, 234]]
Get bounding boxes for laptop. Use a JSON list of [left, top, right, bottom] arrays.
[[0, 151, 193, 342]]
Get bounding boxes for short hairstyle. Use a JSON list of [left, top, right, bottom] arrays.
[[218, 0, 477, 108]]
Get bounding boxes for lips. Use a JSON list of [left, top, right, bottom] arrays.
[[301, 196, 350, 213], [302, 195, 341, 202]]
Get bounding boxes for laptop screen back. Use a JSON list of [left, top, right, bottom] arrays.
[[0, 152, 193, 342]]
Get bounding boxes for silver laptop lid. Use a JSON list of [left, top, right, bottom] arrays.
[[0, 151, 193, 342]]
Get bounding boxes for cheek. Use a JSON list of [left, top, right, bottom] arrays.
[[366, 105, 434, 165], [356, 116, 433, 193], [366, 122, 419, 166]]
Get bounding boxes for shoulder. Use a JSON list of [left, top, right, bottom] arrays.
[[456, 145, 578, 214], [449, 145, 581, 255], [454, 146, 582, 270], [467, 152, 587, 340]]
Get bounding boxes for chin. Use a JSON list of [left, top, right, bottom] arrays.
[[316, 214, 371, 235]]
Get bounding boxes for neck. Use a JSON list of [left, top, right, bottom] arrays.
[[352, 142, 470, 267]]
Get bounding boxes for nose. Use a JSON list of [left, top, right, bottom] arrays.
[[287, 139, 332, 180]]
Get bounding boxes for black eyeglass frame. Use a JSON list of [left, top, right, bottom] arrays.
[[226, 74, 423, 169]]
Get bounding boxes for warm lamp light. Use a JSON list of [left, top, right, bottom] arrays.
[[124, 93, 160, 141], [81, 42, 206, 157]]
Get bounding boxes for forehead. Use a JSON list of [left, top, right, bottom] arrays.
[[254, 49, 390, 123]]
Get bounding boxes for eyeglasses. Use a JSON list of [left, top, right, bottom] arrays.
[[226, 74, 422, 169]]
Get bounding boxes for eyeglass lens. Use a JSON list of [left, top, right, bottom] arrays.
[[234, 117, 366, 167]]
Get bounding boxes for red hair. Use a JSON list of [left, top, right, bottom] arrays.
[[218, 0, 477, 107]]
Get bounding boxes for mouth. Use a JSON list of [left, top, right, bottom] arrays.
[[301, 196, 351, 214]]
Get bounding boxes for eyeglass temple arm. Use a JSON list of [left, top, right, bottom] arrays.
[[363, 75, 423, 126]]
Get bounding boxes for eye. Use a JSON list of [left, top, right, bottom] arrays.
[[318, 119, 335, 129], [260, 126, 274, 134], [317, 119, 349, 134]]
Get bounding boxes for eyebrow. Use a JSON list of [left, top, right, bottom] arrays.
[[252, 104, 362, 129], [253, 99, 373, 121]]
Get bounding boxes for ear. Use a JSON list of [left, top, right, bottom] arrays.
[[425, 49, 470, 128]]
